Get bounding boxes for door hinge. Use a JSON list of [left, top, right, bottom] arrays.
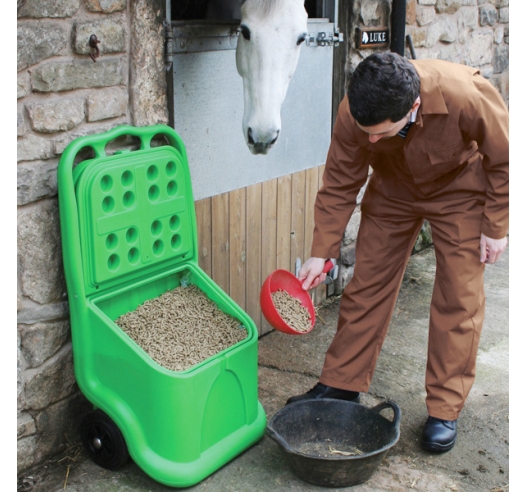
[[163, 20, 175, 71]]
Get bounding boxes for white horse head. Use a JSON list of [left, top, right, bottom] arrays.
[[236, 0, 308, 155]]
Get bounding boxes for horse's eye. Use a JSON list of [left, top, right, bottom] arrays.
[[240, 24, 251, 41], [297, 33, 307, 46]]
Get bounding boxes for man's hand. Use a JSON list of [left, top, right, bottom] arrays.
[[298, 257, 327, 290], [480, 233, 508, 264]]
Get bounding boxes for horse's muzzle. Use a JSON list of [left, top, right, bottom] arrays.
[[247, 128, 280, 155]]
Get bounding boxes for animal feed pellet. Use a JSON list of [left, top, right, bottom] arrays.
[[115, 284, 247, 371], [271, 290, 312, 332]]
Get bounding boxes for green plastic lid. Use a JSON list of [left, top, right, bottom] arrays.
[[61, 126, 197, 297]]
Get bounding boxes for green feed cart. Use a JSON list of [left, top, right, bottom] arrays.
[[57, 125, 266, 487]]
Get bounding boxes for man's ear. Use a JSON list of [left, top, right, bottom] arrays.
[[411, 96, 421, 112]]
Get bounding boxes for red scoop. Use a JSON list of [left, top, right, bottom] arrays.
[[260, 260, 334, 335]]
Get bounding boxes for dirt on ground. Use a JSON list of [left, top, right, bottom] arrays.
[[17, 246, 509, 492]]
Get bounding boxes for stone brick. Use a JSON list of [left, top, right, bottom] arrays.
[[435, 0, 462, 15], [18, 412, 37, 438], [85, 0, 126, 13], [31, 59, 124, 93], [416, 6, 436, 26], [17, 300, 70, 325], [409, 27, 427, 47], [492, 43, 509, 74], [87, 87, 128, 121], [17, 435, 39, 473], [479, 64, 495, 79], [18, 0, 80, 18], [27, 98, 85, 133], [340, 243, 356, 267], [18, 333, 24, 409], [74, 19, 126, 55], [406, 0, 417, 24], [466, 29, 493, 66], [18, 159, 59, 206], [412, 221, 433, 253], [343, 211, 361, 246], [130, 0, 169, 126], [495, 0, 508, 6], [494, 25, 504, 44], [490, 69, 509, 105], [17, 200, 66, 304], [17, 393, 91, 474], [17, 134, 54, 162], [498, 7, 508, 24], [425, 19, 458, 47], [20, 320, 71, 368], [23, 345, 76, 410], [34, 392, 91, 447], [479, 5, 498, 26], [439, 18, 458, 42], [458, 6, 479, 30], [418, 0, 437, 6], [17, 23, 68, 71], [360, 0, 391, 26], [18, 71, 31, 98], [438, 43, 463, 63], [335, 265, 354, 294], [52, 120, 121, 154], [18, 104, 27, 137]]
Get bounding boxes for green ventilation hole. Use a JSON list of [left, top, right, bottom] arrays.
[[128, 247, 139, 264], [102, 196, 115, 213], [166, 161, 176, 176], [151, 220, 162, 236], [100, 174, 113, 192], [123, 191, 135, 208], [147, 165, 158, 181], [169, 215, 180, 231], [126, 227, 138, 244], [167, 180, 177, 196], [171, 234, 181, 249], [106, 233, 118, 250], [121, 170, 133, 186], [108, 254, 120, 271], [153, 239, 164, 256], [148, 185, 160, 201]]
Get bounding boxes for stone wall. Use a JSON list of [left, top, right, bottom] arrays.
[[17, 0, 509, 475], [17, 0, 167, 474], [334, 0, 509, 293]]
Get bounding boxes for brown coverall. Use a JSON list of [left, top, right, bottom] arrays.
[[311, 59, 509, 421]]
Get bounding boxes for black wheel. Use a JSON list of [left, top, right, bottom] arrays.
[[80, 409, 130, 470]]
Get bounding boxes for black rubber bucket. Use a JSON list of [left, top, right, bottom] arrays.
[[266, 399, 401, 488]]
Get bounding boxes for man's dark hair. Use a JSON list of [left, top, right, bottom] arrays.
[[347, 52, 420, 126]]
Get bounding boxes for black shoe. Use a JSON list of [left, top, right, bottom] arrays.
[[421, 416, 457, 453], [286, 382, 360, 405]]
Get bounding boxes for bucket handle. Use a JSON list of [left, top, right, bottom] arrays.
[[370, 401, 401, 429]]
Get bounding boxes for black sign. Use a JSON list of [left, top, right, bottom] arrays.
[[357, 28, 390, 48]]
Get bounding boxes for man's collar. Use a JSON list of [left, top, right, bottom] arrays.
[[411, 62, 449, 116]]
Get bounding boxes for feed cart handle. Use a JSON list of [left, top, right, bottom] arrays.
[[57, 124, 187, 304]]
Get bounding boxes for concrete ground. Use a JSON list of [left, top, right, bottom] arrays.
[[18, 246, 509, 492]]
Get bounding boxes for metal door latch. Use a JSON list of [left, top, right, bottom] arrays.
[[305, 29, 344, 47]]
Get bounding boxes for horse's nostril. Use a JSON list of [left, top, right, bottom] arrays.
[[270, 130, 280, 145], [248, 128, 255, 145]]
